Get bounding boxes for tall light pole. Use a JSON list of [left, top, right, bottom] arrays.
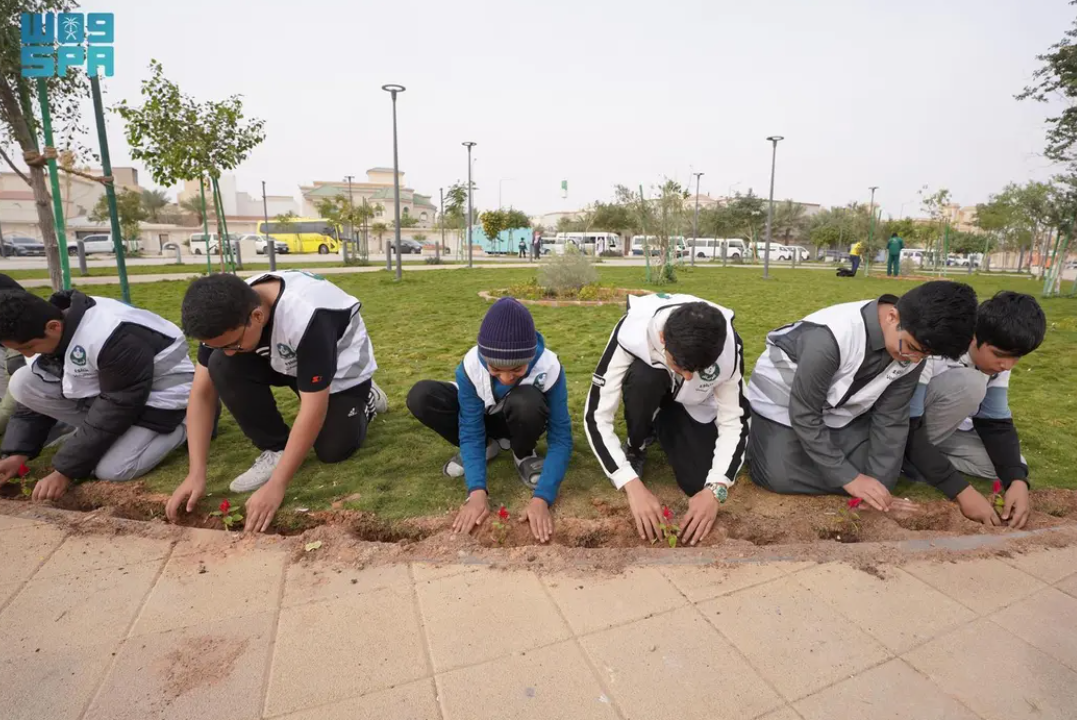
[[463, 141, 476, 268], [867, 186, 879, 276], [438, 187, 445, 262], [763, 135, 784, 279], [262, 180, 275, 272], [344, 174, 355, 262], [382, 83, 406, 280], [691, 171, 704, 267]]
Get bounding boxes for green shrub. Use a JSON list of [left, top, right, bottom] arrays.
[[538, 246, 597, 293]]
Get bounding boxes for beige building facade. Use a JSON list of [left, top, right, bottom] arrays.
[[300, 168, 437, 229]]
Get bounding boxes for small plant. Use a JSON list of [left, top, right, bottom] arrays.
[[424, 255, 442, 265], [991, 479, 1005, 515], [209, 499, 244, 530], [538, 245, 598, 294], [835, 498, 863, 542], [491, 505, 510, 544], [651, 505, 680, 548]]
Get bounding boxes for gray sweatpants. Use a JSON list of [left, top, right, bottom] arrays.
[[748, 413, 876, 495], [8, 366, 187, 481], [910, 366, 995, 480]]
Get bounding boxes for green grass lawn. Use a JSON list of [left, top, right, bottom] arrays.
[[23, 265, 1077, 520]]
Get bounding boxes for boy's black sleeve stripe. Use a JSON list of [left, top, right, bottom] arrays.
[[585, 316, 626, 475]]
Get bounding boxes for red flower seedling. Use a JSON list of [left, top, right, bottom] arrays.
[[210, 498, 244, 530], [847, 498, 863, 509], [991, 479, 1005, 514], [491, 504, 510, 545], [654, 506, 680, 548], [662, 505, 673, 520], [17, 464, 30, 478], [219, 499, 231, 514], [498, 505, 510, 521]]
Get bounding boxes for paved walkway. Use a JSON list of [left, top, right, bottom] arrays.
[[3, 513, 1077, 719]]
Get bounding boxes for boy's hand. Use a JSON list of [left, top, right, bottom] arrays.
[[246, 481, 285, 533], [680, 488, 720, 546], [0, 454, 28, 482], [843, 474, 892, 512], [624, 478, 664, 541], [519, 497, 553, 543], [31, 471, 70, 502], [1003, 480, 1031, 529], [955, 485, 1002, 526], [452, 489, 489, 535], [165, 472, 207, 523]]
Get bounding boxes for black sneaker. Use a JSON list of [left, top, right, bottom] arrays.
[[622, 443, 647, 479]]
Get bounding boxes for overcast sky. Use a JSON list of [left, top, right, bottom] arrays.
[[85, 0, 1070, 218]]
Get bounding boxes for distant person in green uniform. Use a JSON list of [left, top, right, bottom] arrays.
[[887, 233, 904, 277]]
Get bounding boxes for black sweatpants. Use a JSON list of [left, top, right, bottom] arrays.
[[624, 359, 717, 496], [207, 349, 371, 464], [406, 380, 548, 459]]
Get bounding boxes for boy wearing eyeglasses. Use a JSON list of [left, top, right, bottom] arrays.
[[166, 271, 387, 532], [746, 281, 977, 510]]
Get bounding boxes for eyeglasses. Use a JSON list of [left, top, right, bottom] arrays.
[[205, 316, 253, 352], [898, 336, 928, 359]]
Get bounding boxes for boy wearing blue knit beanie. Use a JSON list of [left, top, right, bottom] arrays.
[[407, 297, 572, 542]]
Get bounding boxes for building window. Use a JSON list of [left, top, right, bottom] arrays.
[[402, 207, 410, 217], [375, 204, 384, 216], [420, 212, 428, 222]]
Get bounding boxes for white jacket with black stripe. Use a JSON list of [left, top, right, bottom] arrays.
[[583, 293, 751, 490]]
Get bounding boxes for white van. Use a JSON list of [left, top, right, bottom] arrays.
[[553, 232, 620, 255], [747, 242, 790, 261], [189, 233, 240, 255], [688, 238, 745, 260], [630, 235, 688, 258]]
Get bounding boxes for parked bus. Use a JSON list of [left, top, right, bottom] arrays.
[[688, 238, 746, 261], [257, 218, 341, 254]]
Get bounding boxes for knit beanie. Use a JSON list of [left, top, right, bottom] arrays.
[[478, 297, 537, 368]]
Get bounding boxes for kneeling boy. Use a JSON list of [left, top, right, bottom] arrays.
[[747, 281, 977, 510], [584, 294, 750, 546], [167, 271, 386, 532], [0, 290, 193, 500], [407, 298, 572, 542], [904, 291, 1045, 528]]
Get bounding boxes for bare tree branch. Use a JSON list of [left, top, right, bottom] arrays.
[[0, 144, 30, 185]]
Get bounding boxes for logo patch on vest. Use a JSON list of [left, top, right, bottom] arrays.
[[699, 363, 719, 382], [277, 343, 296, 360], [656, 292, 672, 299], [533, 372, 548, 391], [297, 270, 326, 281], [592, 373, 606, 387], [69, 345, 87, 367]]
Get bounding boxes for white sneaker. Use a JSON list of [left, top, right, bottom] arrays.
[[368, 379, 389, 417], [230, 450, 284, 493]]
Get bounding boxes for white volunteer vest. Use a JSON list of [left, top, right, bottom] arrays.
[[34, 296, 193, 410], [461, 345, 561, 412], [616, 293, 738, 424], [249, 271, 377, 393], [749, 299, 921, 428]]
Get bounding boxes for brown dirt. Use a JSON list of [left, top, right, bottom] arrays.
[[479, 288, 649, 307], [157, 635, 249, 703], [4, 479, 1077, 575]]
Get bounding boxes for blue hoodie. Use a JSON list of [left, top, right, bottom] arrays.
[[454, 333, 572, 505]]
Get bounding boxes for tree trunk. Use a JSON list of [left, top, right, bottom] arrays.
[[0, 76, 63, 291]]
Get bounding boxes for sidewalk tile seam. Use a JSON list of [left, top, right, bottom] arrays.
[[536, 575, 628, 720], [258, 552, 290, 720], [74, 542, 174, 720], [893, 654, 993, 720], [0, 527, 68, 616], [902, 558, 1047, 616], [407, 563, 446, 720], [984, 588, 1077, 675]]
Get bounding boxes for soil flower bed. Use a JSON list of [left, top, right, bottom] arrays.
[[481, 282, 650, 306]]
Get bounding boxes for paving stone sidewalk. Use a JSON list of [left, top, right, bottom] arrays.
[[3, 513, 1077, 720]]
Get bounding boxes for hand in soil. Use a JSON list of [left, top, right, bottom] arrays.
[[165, 473, 207, 522], [31, 471, 70, 502], [680, 489, 720, 546], [245, 481, 285, 534], [0, 454, 29, 483], [1002, 480, 1031, 530], [624, 478, 664, 541], [452, 489, 489, 535], [519, 497, 554, 543], [842, 474, 892, 512], [955, 485, 1002, 526]]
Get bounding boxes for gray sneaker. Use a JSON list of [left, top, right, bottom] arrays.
[[513, 453, 544, 490], [230, 450, 285, 493], [443, 438, 503, 478], [367, 379, 389, 418]]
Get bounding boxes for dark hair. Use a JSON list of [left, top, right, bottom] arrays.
[[895, 280, 977, 359], [181, 273, 261, 339], [975, 291, 1046, 357], [664, 302, 727, 372], [0, 290, 64, 343], [890, 232, 898, 237]]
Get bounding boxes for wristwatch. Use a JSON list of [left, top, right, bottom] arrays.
[[709, 483, 728, 504]]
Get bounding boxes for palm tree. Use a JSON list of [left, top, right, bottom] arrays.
[[140, 188, 170, 222], [371, 222, 389, 252], [179, 195, 215, 225]]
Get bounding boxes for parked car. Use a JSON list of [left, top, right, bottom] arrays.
[[189, 233, 240, 255], [250, 234, 289, 255], [785, 244, 811, 262], [946, 255, 970, 267], [390, 239, 424, 254], [72, 234, 116, 255], [1, 236, 46, 257]]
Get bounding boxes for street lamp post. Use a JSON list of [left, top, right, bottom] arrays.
[[763, 135, 784, 279], [692, 171, 703, 267], [867, 186, 879, 276], [382, 84, 406, 280], [262, 181, 275, 272], [463, 142, 476, 268], [344, 174, 355, 263], [438, 187, 444, 262]]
